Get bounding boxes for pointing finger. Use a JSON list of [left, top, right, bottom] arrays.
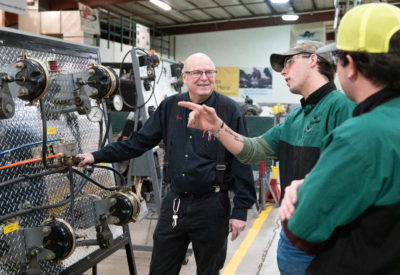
[[178, 101, 201, 111]]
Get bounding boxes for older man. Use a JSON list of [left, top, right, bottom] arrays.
[[78, 52, 256, 275]]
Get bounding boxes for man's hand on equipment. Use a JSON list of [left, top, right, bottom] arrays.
[[278, 179, 304, 221], [229, 219, 246, 241], [177, 101, 222, 133], [76, 153, 95, 167]]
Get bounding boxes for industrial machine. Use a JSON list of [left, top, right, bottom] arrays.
[[0, 27, 142, 274]]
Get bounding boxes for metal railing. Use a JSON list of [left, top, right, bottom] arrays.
[[150, 27, 174, 59], [99, 10, 174, 59]]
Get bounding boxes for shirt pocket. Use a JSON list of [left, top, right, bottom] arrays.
[[196, 135, 218, 159]]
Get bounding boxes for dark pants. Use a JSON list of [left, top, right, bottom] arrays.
[[149, 190, 231, 275]]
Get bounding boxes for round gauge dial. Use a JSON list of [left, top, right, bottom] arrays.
[[113, 94, 124, 111], [87, 106, 103, 122]]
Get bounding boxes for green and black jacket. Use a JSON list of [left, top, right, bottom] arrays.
[[285, 88, 400, 274], [237, 81, 355, 200]]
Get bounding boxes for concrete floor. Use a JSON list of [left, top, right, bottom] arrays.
[[83, 203, 281, 275]]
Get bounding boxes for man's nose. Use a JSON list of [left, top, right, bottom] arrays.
[[199, 72, 208, 80]]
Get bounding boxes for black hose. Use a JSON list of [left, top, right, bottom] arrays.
[[0, 167, 91, 223], [118, 49, 156, 110], [68, 165, 75, 227], [39, 98, 58, 169], [0, 167, 68, 189], [92, 164, 126, 186], [98, 120, 103, 149], [72, 168, 118, 191], [0, 166, 99, 223], [0, 174, 86, 223], [100, 99, 112, 148]]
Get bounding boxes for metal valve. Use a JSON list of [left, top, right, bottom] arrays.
[[14, 54, 49, 103], [107, 191, 141, 225], [41, 218, 76, 262], [86, 63, 119, 101]]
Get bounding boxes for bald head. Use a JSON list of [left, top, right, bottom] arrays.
[[183, 53, 215, 72], [182, 52, 216, 103]]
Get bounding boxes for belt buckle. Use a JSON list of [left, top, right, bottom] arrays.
[[216, 164, 226, 171], [213, 186, 220, 192]]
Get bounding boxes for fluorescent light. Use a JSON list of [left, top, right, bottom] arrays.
[[150, 0, 171, 11], [282, 14, 299, 21], [271, 0, 289, 3]]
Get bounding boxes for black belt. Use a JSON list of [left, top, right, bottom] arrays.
[[172, 186, 226, 199]]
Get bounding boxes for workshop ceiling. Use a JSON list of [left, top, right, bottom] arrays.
[[51, 0, 400, 35]]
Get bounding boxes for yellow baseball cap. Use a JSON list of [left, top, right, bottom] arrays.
[[317, 3, 400, 54]]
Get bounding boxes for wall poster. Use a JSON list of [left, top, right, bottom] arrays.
[[215, 67, 239, 97], [238, 66, 273, 97]]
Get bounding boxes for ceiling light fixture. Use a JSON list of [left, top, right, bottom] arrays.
[[281, 7, 299, 21], [270, 0, 289, 3], [282, 14, 299, 21], [150, 0, 171, 11]]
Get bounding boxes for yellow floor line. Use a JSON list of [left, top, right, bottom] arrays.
[[222, 205, 273, 275]]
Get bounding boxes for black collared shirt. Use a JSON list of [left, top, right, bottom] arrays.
[[93, 91, 256, 220], [353, 87, 400, 116], [300, 81, 336, 108]]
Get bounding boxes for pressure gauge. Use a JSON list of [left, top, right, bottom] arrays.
[[87, 106, 103, 122], [113, 94, 124, 111]]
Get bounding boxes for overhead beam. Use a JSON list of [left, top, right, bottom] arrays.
[[186, 0, 217, 20], [50, 0, 140, 10], [289, 0, 296, 13], [158, 11, 335, 35], [239, 0, 256, 16], [310, 0, 317, 10], [136, 1, 180, 24], [265, 0, 278, 14], [212, 0, 235, 18]]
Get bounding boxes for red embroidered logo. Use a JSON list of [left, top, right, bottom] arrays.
[[176, 115, 183, 120]]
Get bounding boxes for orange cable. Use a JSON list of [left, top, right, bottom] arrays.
[[0, 154, 62, 170]]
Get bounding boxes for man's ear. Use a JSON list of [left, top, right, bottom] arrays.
[[345, 54, 358, 81], [182, 72, 187, 84], [309, 54, 319, 68]]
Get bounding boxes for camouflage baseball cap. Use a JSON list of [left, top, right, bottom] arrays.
[[270, 41, 334, 72]]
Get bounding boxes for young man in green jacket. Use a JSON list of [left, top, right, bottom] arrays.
[[179, 41, 355, 274], [279, 3, 400, 274]]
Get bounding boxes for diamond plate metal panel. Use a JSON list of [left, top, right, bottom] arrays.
[[0, 29, 127, 274]]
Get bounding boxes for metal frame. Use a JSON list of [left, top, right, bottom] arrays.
[[0, 27, 98, 59], [61, 231, 137, 275], [0, 27, 137, 275], [127, 48, 162, 214]]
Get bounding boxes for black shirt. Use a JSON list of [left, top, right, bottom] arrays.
[[93, 91, 256, 221]]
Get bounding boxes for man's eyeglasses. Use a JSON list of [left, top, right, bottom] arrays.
[[184, 70, 217, 78], [283, 53, 312, 70]]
